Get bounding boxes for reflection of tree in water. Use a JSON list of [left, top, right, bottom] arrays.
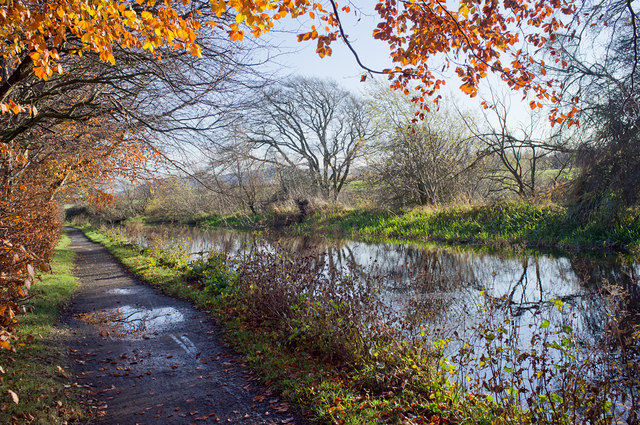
[[390, 247, 479, 331], [568, 256, 640, 344], [115, 223, 640, 352], [478, 258, 579, 316]]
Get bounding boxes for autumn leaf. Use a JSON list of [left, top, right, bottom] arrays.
[[8, 390, 19, 404], [460, 4, 469, 19]]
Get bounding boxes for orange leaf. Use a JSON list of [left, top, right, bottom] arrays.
[[460, 5, 469, 19]]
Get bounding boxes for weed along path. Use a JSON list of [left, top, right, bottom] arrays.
[[62, 228, 302, 425]]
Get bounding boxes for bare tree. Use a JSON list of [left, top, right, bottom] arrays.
[[207, 136, 270, 215], [463, 93, 572, 199], [366, 86, 479, 207], [546, 0, 640, 219], [246, 77, 371, 201]]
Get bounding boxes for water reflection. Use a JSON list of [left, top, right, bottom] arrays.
[[113, 224, 640, 348], [78, 305, 185, 339]]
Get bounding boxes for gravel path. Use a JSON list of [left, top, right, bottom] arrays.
[[63, 228, 303, 425]]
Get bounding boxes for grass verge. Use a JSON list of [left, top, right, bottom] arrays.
[[0, 233, 86, 424], [197, 202, 640, 252]]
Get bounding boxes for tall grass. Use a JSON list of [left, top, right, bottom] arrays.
[[296, 202, 640, 251]]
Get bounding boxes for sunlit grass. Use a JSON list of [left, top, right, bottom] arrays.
[[295, 202, 640, 251], [194, 201, 640, 251], [0, 233, 86, 424]]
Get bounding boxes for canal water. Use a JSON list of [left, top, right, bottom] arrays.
[[110, 224, 640, 349]]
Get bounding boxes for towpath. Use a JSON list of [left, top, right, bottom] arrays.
[[62, 228, 302, 425]]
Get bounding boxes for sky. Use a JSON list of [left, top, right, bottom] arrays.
[[261, 2, 392, 96]]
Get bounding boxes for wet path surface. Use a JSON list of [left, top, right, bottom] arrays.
[[62, 228, 302, 425]]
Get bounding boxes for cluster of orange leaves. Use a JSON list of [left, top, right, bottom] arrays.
[[0, 0, 202, 80], [1, 1, 580, 117], [0, 169, 60, 350], [372, 0, 578, 123]]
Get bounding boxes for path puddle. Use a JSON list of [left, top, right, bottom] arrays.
[[106, 288, 139, 295], [78, 305, 184, 339]]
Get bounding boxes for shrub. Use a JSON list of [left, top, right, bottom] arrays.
[[186, 253, 235, 295]]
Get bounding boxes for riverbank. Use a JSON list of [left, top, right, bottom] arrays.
[[0, 234, 86, 424], [195, 202, 640, 253], [72, 224, 637, 424]]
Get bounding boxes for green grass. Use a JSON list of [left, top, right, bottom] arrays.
[[195, 213, 265, 229], [0, 233, 86, 424], [192, 202, 640, 252], [307, 203, 568, 243], [293, 202, 640, 252]]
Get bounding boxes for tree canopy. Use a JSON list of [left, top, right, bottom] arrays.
[[2, 0, 578, 115]]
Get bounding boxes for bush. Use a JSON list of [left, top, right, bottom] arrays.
[[186, 253, 235, 295]]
